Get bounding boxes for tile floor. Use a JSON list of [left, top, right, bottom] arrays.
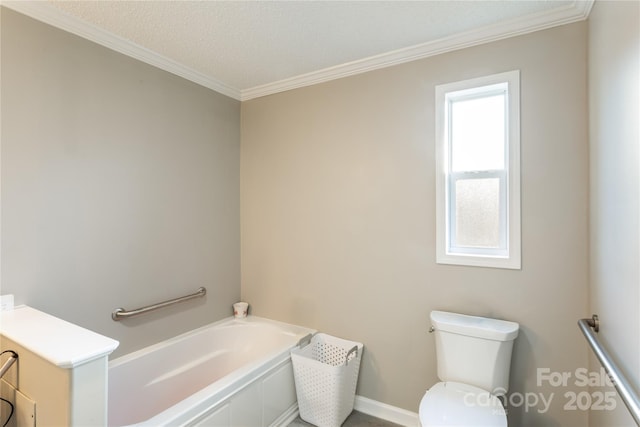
[[287, 411, 404, 427]]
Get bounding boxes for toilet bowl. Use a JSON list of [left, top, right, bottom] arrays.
[[419, 382, 506, 427], [419, 311, 519, 427]]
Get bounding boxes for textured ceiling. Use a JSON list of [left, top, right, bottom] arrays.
[[4, 1, 592, 99]]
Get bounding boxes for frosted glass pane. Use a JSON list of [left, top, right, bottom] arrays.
[[451, 94, 505, 172], [455, 178, 500, 248]]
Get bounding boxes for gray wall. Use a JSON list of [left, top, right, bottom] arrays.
[[241, 23, 589, 426], [1, 8, 241, 357], [588, 1, 639, 426]]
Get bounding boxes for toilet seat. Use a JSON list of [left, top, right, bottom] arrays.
[[419, 382, 507, 427]]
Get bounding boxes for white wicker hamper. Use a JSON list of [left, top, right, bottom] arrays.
[[291, 333, 363, 427]]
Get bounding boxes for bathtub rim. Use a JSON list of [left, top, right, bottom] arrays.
[[109, 315, 314, 369]]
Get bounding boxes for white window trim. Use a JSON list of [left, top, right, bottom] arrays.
[[435, 70, 521, 269]]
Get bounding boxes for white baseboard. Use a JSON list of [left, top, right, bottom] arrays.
[[281, 396, 420, 426], [272, 403, 300, 427], [354, 395, 420, 427]]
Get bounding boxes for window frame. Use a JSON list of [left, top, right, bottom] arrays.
[[435, 70, 521, 269]]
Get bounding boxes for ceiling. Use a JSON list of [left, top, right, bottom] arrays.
[[3, 0, 593, 100]]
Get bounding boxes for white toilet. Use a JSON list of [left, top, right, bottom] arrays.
[[419, 311, 519, 427]]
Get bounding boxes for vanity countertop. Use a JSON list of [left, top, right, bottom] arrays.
[[0, 305, 119, 368]]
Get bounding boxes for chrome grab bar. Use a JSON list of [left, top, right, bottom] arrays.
[[112, 287, 206, 321], [579, 315, 640, 426]]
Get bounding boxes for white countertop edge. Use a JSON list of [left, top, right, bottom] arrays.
[[0, 305, 119, 369]]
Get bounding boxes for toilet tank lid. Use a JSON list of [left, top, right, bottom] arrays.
[[431, 311, 519, 341]]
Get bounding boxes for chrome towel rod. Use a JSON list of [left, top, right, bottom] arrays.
[[579, 315, 640, 426], [112, 287, 206, 321]]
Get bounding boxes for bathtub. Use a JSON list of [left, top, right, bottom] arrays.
[[108, 316, 316, 426]]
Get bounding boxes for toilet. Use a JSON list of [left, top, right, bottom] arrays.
[[419, 311, 519, 427]]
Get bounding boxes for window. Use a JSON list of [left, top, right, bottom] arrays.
[[435, 70, 521, 269]]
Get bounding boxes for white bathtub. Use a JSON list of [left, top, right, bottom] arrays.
[[108, 316, 315, 427]]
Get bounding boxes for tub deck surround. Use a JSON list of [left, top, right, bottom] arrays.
[[108, 315, 316, 427], [0, 305, 119, 368]]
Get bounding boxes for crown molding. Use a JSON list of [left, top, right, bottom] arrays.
[[240, 0, 594, 101], [0, 0, 242, 101], [2, 0, 593, 102]]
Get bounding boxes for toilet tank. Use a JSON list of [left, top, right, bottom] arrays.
[[431, 311, 519, 395]]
